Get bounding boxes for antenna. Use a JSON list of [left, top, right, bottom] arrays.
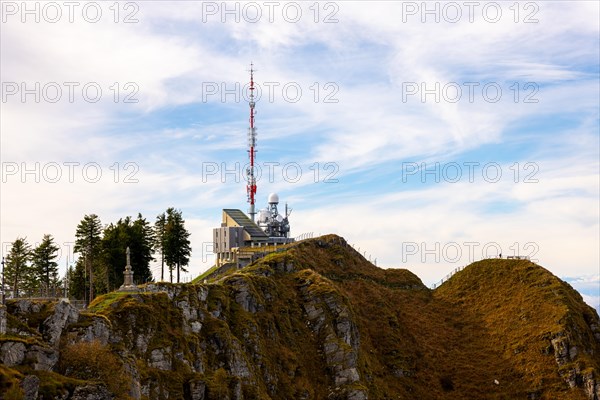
[[285, 202, 292, 217], [246, 63, 257, 221]]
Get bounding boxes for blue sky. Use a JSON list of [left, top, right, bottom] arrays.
[[1, 1, 598, 311]]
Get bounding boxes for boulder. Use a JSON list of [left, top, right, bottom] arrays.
[[71, 384, 113, 400], [43, 299, 79, 346], [20, 375, 40, 400], [0, 341, 26, 366]]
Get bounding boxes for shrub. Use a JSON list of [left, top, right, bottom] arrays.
[[2, 384, 24, 400], [207, 368, 230, 399], [58, 340, 131, 399]]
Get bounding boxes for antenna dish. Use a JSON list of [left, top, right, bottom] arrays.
[[268, 193, 279, 204]]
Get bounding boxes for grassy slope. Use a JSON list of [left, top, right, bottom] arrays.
[[435, 259, 598, 400], [3, 235, 597, 400], [249, 235, 597, 399], [191, 265, 219, 283], [280, 236, 527, 399]]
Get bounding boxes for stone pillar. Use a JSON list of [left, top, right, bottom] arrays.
[[119, 247, 137, 292]]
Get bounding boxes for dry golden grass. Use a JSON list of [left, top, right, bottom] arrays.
[[7, 234, 597, 400], [276, 235, 598, 399]]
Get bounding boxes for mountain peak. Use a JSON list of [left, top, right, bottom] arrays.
[[1, 235, 598, 399]]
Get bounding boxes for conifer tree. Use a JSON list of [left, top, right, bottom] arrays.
[[164, 208, 191, 283], [69, 256, 87, 300], [32, 234, 60, 296], [74, 214, 102, 301], [100, 214, 154, 289], [154, 212, 166, 281], [4, 237, 32, 298], [131, 213, 155, 283]]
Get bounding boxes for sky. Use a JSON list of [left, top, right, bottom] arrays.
[[1, 1, 598, 312]]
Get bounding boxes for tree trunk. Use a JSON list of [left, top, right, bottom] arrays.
[[106, 263, 110, 293], [13, 274, 18, 298], [177, 261, 180, 283], [88, 256, 94, 304], [161, 254, 164, 282]]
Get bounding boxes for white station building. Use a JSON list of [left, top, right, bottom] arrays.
[[213, 193, 293, 268]]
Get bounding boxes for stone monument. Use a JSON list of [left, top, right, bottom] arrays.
[[119, 247, 137, 292]]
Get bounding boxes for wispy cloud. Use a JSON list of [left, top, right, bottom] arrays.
[[1, 1, 598, 308]]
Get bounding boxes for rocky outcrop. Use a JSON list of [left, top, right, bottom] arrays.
[[184, 380, 206, 400], [26, 344, 58, 371], [0, 305, 7, 334], [20, 375, 40, 400], [13, 299, 44, 315], [1, 235, 598, 400], [229, 275, 260, 314], [552, 331, 600, 400], [1, 340, 59, 372], [298, 271, 367, 400], [43, 299, 79, 346], [80, 315, 111, 345], [149, 347, 172, 370], [1, 340, 26, 366], [70, 384, 113, 400]]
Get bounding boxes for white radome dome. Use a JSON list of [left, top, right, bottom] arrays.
[[268, 193, 279, 204]]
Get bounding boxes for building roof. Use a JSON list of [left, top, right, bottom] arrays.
[[223, 209, 268, 239]]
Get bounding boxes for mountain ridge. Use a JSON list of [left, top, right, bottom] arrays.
[[1, 234, 598, 400]]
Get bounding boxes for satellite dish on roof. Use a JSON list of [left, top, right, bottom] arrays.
[[268, 193, 279, 204]]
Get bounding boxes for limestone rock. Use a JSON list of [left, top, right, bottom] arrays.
[[230, 276, 259, 313], [184, 379, 206, 400], [0, 341, 26, 366], [582, 369, 600, 400], [298, 272, 367, 399], [551, 331, 599, 399], [347, 389, 368, 400], [43, 299, 79, 346], [0, 305, 7, 334], [149, 347, 172, 370], [71, 384, 113, 400], [14, 299, 43, 315], [191, 320, 202, 334], [80, 316, 111, 345], [123, 360, 142, 400], [135, 333, 150, 354], [226, 339, 252, 379], [197, 286, 209, 303], [180, 300, 194, 321], [20, 375, 40, 400], [26, 344, 58, 371]]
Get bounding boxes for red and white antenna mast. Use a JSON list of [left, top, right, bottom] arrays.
[[246, 63, 257, 221]]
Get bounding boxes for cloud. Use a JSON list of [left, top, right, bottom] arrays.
[[571, 276, 600, 313], [581, 295, 600, 314], [1, 1, 598, 301]]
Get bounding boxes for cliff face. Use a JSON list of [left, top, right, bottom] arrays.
[[1, 234, 599, 400]]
